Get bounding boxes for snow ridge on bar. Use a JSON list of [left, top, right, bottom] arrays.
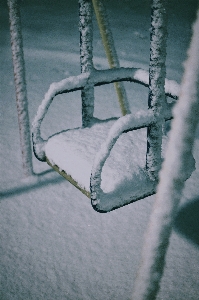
[[32, 67, 179, 161], [90, 110, 155, 212]]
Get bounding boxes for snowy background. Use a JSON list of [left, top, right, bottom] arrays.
[[1, 0, 199, 299]]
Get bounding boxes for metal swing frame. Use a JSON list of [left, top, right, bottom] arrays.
[[32, 0, 179, 212]]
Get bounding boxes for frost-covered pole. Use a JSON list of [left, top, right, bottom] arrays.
[[79, 0, 94, 127], [92, 0, 130, 116], [132, 6, 199, 300], [146, 0, 168, 181], [7, 0, 33, 177]]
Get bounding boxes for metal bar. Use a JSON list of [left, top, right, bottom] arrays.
[[32, 66, 178, 161], [146, 0, 168, 181], [132, 5, 199, 299], [7, 0, 33, 177], [90, 110, 156, 212], [79, 0, 94, 127], [92, 0, 130, 115]]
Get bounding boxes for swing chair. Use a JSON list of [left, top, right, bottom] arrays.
[[32, 0, 179, 212]]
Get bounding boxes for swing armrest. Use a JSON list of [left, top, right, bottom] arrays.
[[32, 73, 89, 161], [90, 105, 174, 212], [32, 67, 179, 161], [90, 110, 155, 208]]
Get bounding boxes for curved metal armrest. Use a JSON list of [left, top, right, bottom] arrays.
[[32, 73, 89, 161], [90, 101, 175, 212], [32, 67, 179, 162], [90, 110, 155, 209]]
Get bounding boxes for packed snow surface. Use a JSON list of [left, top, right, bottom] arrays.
[[1, 1, 199, 300]]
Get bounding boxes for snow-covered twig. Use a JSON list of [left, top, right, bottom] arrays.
[[132, 4, 199, 300], [8, 0, 33, 177]]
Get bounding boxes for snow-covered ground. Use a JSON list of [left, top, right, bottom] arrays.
[[1, 0, 199, 299]]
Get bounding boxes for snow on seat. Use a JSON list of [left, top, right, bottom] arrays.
[[45, 112, 158, 212], [45, 120, 117, 195]]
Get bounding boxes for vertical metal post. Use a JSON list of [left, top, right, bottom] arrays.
[[146, 0, 168, 181], [8, 0, 33, 177], [79, 0, 94, 127], [132, 5, 199, 299], [92, 0, 130, 116]]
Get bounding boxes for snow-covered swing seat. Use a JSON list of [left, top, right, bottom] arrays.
[[32, 0, 179, 212]]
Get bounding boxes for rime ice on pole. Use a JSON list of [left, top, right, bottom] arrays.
[[8, 0, 33, 177], [79, 0, 95, 127], [132, 3, 199, 300], [146, 0, 168, 182]]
